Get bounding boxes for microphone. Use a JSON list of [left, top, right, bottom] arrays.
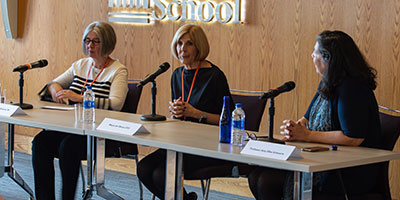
[[260, 81, 296, 99], [13, 59, 48, 72], [137, 62, 170, 87]]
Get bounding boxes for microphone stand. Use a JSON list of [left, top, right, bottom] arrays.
[[265, 97, 285, 144], [141, 80, 166, 121], [13, 71, 33, 109]]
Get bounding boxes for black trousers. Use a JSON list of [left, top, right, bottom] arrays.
[[32, 130, 87, 200], [247, 164, 380, 200], [137, 149, 232, 200]]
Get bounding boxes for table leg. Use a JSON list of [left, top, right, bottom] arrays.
[[4, 124, 34, 199], [293, 171, 313, 200], [0, 123, 4, 178], [82, 135, 94, 199], [94, 137, 124, 200], [165, 150, 183, 200]]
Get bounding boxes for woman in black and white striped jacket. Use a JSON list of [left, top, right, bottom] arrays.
[[32, 21, 128, 200]]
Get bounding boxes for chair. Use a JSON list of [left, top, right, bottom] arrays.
[[230, 92, 268, 132], [184, 89, 268, 200], [314, 107, 400, 200], [80, 81, 144, 199]]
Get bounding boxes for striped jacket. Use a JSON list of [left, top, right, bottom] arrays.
[[52, 57, 128, 111]]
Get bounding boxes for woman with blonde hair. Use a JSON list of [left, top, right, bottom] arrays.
[[137, 24, 234, 200]]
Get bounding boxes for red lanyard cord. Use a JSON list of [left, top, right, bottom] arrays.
[[81, 57, 110, 95], [181, 61, 202, 120]]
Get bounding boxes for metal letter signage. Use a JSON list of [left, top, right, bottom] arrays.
[[108, 0, 245, 25]]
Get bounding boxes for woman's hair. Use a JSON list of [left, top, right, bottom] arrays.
[[317, 30, 377, 98], [171, 24, 210, 61], [82, 21, 116, 57]]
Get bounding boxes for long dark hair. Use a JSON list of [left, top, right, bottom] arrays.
[[317, 30, 377, 98]]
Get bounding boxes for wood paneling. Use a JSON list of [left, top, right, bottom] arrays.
[[1, 0, 399, 198]]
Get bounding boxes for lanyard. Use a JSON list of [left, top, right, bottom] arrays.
[[81, 57, 110, 95], [181, 61, 202, 120]]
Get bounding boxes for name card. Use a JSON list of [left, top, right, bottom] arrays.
[[96, 118, 149, 136], [0, 104, 27, 117], [241, 140, 303, 160]]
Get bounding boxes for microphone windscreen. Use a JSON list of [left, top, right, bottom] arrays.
[[160, 62, 170, 71], [41, 59, 49, 67], [285, 81, 296, 91]]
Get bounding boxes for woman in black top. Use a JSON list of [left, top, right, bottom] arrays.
[[137, 24, 234, 200], [248, 30, 381, 199]]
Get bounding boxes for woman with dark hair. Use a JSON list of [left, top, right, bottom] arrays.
[[137, 24, 234, 200], [32, 21, 128, 200], [248, 30, 382, 199]]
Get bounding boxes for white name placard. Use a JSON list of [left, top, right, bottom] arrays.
[[96, 118, 149, 136], [0, 104, 27, 117], [241, 140, 303, 160]]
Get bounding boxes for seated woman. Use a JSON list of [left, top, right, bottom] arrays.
[[137, 24, 234, 200], [32, 21, 128, 200], [248, 30, 382, 199]]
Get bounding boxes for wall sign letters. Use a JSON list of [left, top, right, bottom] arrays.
[[108, 0, 244, 24]]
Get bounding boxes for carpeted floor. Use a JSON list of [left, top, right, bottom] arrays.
[[0, 152, 253, 200]]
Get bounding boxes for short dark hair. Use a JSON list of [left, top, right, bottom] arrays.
[[82, 21, 116, 57], [316, 30, 377, 98]]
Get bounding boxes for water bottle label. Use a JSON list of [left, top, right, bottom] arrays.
[[232, 120, 244, 129], [83, 100, 94, 109]]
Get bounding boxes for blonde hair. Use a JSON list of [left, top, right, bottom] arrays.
[[171, 24, 210, 61], [82, 21, 116, 57]]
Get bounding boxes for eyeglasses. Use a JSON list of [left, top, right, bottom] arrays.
[[84, 38, 101, 45], [245, 132, 269, 141]]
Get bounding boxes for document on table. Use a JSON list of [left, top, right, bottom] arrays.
[[41, 106, 75, 111]]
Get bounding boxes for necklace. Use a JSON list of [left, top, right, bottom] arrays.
[[81, 57, 111, 95], [181, 61, 202, 120]]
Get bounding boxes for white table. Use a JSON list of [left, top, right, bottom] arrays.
[[0, 101, 175, 200], [86, 119, 400, 200], [83, 108, 178, 200], [2, 102, 399, 200], [0, 101, 85, 200]]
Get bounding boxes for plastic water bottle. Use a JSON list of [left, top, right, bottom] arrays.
[[219, 96, 231, 143], [231, 103, 245, 146], [82, 86, 95, 123]]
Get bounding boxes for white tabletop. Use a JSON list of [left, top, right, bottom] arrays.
[[86, 118, 400, 173], [2, 101, 399, 173], [0, 101, 85, 135]]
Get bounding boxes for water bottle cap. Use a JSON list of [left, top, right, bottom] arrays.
[[235, 103, 242, 108], [86, 86, 92, 90]]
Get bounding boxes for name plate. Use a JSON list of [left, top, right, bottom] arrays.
[[0, 104, 27, 117], [241, 140, 303, 160], [96, 118, 149, 136]]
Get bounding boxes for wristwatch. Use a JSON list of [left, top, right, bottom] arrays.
[[199, 111, 207, 123]]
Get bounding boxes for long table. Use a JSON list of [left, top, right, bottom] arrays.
[[86, 113, 400, 200], [82, 107, 177, 199], [1, 102, 400, 200], [0, 101, 86, 200], [0, 101, 175, 200]]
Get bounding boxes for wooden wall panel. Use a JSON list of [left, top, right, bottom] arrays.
[[0, 0, 399, 198]]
